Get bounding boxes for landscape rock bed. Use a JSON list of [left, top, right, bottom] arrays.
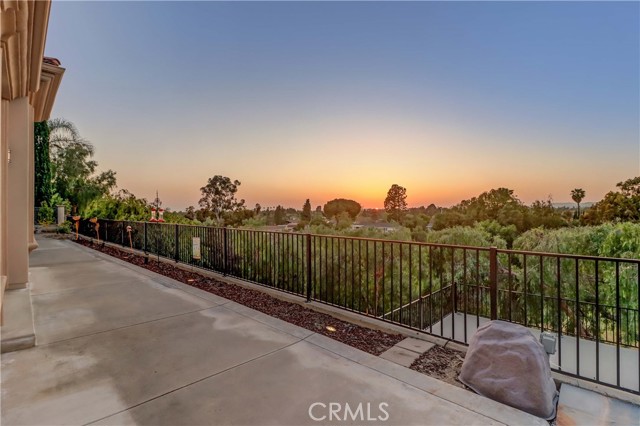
[[410, 345, 466, 388]]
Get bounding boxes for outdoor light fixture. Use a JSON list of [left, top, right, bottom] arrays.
[[7, 148, 11, 163], [539, 332, 557, 356], [326, 326, 336, 332]]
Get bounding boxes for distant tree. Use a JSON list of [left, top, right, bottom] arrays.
[[224, 207, 255, 227], [323, 198, 361, 221], [335, 211, 354, 230], [51, 142, 116, 214], [184, 206, 196, 220], [425, 203, 439, 216], [310, 213, 326, 226], [48, 118, 93, 155], [274, 205, 287, 225], [583, 177, 640, 224], [254, 203, 262, 214], [571, 188, 586, 217], [83, 189, 149, 221], [315, 205, 322, 213], [450, 187, 527, 231], [617, 176, 640, 196], [432, 210, 470, 230], [198, 175, 245, 225], [302, 199, 312, 222], [384, 184, 408, 222], [528, 198, 566, 229]]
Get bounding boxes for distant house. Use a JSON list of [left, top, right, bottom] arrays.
[[351, 222, 399, 233], [261, 223, 298, 233]]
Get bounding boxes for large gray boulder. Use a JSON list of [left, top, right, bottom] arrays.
[[459, 320, 558, 420]]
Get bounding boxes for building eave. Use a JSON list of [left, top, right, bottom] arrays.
[[1, 0, 51, 101], [31, 61, 64, 122]]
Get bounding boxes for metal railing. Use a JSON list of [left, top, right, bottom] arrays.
[[78, 219, 640, 394]]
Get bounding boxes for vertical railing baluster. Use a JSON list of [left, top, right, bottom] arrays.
[[382, 242, 385, 319], [615, 261, 620, 387], [174, 224, 179, 262], [399, 244, 403, 323], [409, 244, 412, 328], [223, 227, 228, 275], [575, 258, 580, 376], [556, 256, 562, 371], [440, 247, 444, 336], [349, 240, 356, 311], [540, 255, 544, 331], [419, 245, 423, 330], [524, 254, 528, 326], [451, 247, 455, 339], [306, 233, 312, 302], [489, 247, 498, 321], [373, 241, 377, 317], [463, 248, 467, 343], [391, 243, 394, 322], [595, 259, 600, 382], [429, 245, 434, 333], [508, 253, 512, 322]]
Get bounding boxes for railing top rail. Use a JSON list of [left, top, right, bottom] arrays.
[[497, 248, 640, 264], [89, 218, 640, 264], [309, 233, 493, 250]]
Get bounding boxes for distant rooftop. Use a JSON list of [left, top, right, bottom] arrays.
[[43, 57, 61, 66]]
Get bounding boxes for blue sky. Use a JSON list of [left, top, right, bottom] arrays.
[[46, 1, 639, 210]]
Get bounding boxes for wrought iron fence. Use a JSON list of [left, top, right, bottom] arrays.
[[77, 219, 640, 394]]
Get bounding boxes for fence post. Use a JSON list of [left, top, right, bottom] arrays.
[[174, 224, 179, 262], [223, 227, 229, 275], [490, 246, 498, 320], [306, 233, 312, 302]]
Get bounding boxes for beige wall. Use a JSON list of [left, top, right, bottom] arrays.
[[28, 100, 36, 252], [0, 51, 6, 311], [0, 0, 62, 322], [6, 96, 31, 289]]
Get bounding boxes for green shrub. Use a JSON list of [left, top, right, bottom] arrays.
[[38, 202, 55, 225], [57, 221, 72, 234]]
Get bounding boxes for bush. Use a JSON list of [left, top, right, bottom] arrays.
[[424, 226, 507, 248], [512, 223, 640, 258], [57, 221, 72, 234], [38, 202, 55, 225]]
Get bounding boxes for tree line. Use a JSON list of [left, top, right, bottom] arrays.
[[35, 119, 639, 252]]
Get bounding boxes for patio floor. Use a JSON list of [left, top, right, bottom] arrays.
[[1, 236, 546, 425]]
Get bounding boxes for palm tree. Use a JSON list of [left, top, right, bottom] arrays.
[[47, 118, 93, 156], [571, 188, 586, 218]]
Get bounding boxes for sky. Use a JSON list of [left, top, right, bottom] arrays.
[[45, 1, 640, 211]]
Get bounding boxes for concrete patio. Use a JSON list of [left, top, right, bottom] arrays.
[[1, 236, 546, 425]]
